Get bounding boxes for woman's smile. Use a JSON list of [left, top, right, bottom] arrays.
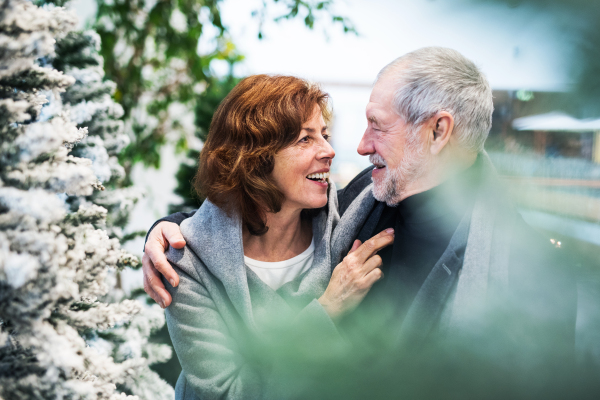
[[306, 170, 330, 187]]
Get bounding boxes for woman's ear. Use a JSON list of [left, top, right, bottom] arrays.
[[429, 111, 454, 155]]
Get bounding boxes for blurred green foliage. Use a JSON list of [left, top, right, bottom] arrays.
[[169, 75, 240, 213], [153, 287, 600, 398], [94, 0, 239, 181]]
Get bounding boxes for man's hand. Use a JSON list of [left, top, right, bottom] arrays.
[[143, 221, 186, 308], [318, 228, 394, 321]]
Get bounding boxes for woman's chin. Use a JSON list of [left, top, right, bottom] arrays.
[[302, 197, 328, 209]]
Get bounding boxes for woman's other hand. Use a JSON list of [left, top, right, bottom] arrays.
[[143, 221, 186, 308], [318, 228, 394, 321]]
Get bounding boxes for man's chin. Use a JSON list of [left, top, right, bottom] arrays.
[[371, 175, 384, 197], [372, 182, 398, 205]]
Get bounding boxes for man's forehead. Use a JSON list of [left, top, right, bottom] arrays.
[[365, 102, 379, 119], [366, 93, 395, 121], [366, 67, 405, 118], [370, 76, 398, 104]]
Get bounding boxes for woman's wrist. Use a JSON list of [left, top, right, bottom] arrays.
[[318, 295, 341, 322]]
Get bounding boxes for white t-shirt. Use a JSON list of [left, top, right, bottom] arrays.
[[244, 239, 315, 291]]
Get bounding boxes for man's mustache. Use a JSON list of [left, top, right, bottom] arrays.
[[369, 154, 386, 167]]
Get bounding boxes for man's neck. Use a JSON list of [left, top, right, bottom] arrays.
[[242, 206, 312, 262], [398, 150, 478, 202]]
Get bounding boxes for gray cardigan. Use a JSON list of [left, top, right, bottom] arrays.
[[164, 185, 341, 400]]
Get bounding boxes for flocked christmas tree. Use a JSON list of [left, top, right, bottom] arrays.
[[53, 29, 141, 238], [54, 27, 174, 399], [0, 1, 173, 398]]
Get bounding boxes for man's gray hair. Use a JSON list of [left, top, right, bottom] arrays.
[[377, 47, 494, 152]]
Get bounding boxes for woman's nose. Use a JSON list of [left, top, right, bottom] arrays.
[[319, 139, 335, 160]]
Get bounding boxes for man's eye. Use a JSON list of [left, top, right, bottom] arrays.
[[322, 134, 330, 141]]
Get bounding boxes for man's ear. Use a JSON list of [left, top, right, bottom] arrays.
[[429, 111, 454, 155]]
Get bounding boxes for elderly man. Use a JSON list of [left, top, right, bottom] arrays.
[[143, 47, 576, 348]]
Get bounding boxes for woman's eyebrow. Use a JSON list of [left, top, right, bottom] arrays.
[[301, 125, 328, 133]]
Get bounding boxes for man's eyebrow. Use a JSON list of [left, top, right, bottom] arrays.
[[368, 116, 379, 125]]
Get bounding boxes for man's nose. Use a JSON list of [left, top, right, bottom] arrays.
[[357, 129, 374, 156]]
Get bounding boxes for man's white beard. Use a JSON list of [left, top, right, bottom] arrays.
[[370, 131, 430, 206]]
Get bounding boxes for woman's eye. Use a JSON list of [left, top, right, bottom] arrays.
[[298, 136, 310, 143], [322, 134, 330, 141]]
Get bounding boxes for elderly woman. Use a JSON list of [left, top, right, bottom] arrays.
[[161, 75, 393, 399]]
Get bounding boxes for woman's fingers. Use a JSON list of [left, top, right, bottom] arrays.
[[319, 229, 393, 320], [348, 239, 361, 254], [361, 253, 383, 275], [351, 228, 394, 265], [362, 266, 384, 288]]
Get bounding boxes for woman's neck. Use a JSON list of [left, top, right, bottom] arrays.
[[242, 207, 312, 262]]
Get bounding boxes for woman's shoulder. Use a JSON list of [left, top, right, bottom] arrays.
[[180, 200, 240, 240], [165, 245, 205, 283]]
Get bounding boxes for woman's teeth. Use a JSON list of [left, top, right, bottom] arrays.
[[306, 172, 330, 182]]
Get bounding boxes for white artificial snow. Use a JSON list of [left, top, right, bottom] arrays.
[[0, 2, 171, 399], [2, 251, 40, 288]]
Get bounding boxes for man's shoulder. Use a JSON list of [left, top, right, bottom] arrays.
[[509, 212, 574, 269], [507, 212, 578, 317], [338, 166, 374, 216]]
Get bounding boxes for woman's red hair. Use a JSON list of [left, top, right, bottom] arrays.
[[194, 74, 331, 235]]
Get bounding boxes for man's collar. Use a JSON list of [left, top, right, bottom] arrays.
[[393, 154, 483, 223]]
